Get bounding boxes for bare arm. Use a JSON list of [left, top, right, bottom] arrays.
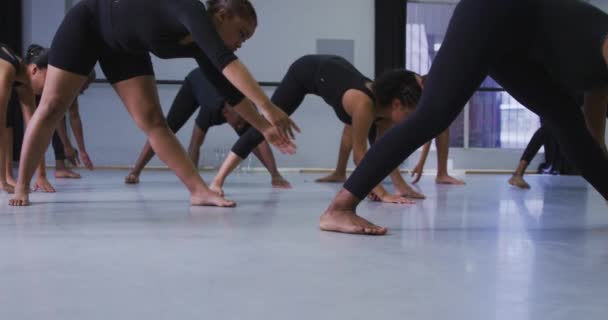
[[231, 98, 296, 155], [349, 97, 409, 203], [223, 61, 300, 140], [68, 99, 86, 153], [0, 70, 14, 187], [68, 99, 94, 169], [15, 85, 55, 192], [583, 87, 608, 155], [373, 120, 425, 198], [0, 68, 14, 128]]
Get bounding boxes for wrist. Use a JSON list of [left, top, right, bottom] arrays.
[[259, 100, 273, 112]]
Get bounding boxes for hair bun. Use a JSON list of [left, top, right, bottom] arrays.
[[26, 44, 45, 59]]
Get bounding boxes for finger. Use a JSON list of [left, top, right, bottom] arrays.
[[277, 125, 290, 142], [286, 124, 295, 140], [412, 173, 421, 183], [289, 119, 301, 133]]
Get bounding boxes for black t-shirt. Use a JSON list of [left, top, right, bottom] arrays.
[[91, 0, 244, 104]]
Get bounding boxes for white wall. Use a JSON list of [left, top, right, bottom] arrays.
[[22, 0, 376, 169], [20, 0, 608, 171]]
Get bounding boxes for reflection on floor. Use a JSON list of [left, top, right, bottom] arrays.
[[1, 170, 607, 320]]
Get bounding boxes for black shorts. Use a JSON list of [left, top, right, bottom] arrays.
[[49, 0, 154, 84]]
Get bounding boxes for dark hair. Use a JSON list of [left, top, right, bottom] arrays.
[[373, 69, 422, 109], [23, 44, 49, 68], [206, 0, 257, 25]]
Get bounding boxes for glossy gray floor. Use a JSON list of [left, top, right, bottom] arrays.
[[1, 170, 607, 320]]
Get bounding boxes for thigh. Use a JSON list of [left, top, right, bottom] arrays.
[[166, 81, 199, 133], [489, 56, 608, 196], [112, 75, 165, 127], [49, 1, 100, 76], [99, 52, 154, 85]]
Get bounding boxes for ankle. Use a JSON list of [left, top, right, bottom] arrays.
[[327, 189, 360, 212]]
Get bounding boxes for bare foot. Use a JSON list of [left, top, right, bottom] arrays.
[[6, 176, 17, 187], [436, 174, 465, 185], [9, 187, 30, 206], [315, 172, 347, 183], [320, 207, 387, 235], [124, 173, 140, 184], [209, 180, 224, 196], [190, 190, 236, 207], [508, 175, 530, 189], [1, 182, 15, 194], [396, 187, 426, 199], [271, 176, 292, 189], [55, 169, 81, 179]]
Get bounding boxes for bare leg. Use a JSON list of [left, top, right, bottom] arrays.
[[125, 141, 156, 184], [210, 152, 243, 197], [0, 126, 14, 193], [187, 126, 205, 169], [316, 125, 352, 183], [112, 76, 234, 207], [10, 67, 85, 206], [435, 129, 465, 184], [509, 160, 531, 189], [320, 189, 387, 235], [4, 127, 16, 186]]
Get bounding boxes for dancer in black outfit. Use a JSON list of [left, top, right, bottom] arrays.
[[211, 55, 425, 202], [508, 119, 576, 189], [125, 68, 291, 189], [322, 0, 608, 235], [9, 0, 300, 207], [0, 44, 55, 194]]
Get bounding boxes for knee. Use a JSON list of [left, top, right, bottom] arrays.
[[38, 95, 73, 121], [133, 111, 168, 133]]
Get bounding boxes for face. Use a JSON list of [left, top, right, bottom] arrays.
[[27, 65, 47, 95], [222, 104, 248, 130], [213, 10, 257, 52], [388, 74, 425, 124], [389, 99, 415, 124]]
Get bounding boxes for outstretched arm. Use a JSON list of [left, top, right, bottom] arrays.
[[15, 85, 55, 193], [349, 99, 412, 204], [375, 121, 425, 199], [69, 99, 93, 170], [583, 87, 608, 156], [411, 141, 431, 183]]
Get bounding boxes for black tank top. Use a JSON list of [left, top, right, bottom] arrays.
[[314, 55, 375, 124], [0, 43, 22, 84]]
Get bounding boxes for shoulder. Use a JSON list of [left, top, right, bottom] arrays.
[[0, 60, 17, 85]]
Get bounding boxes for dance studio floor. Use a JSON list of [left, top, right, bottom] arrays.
[[1, 170, 607, 320]]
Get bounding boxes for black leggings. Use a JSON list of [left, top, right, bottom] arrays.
[[520, 127, 546, 163], [164, 81, 200, 134], [52, 132, 66, 161], [231, 57, 317, 158], [344, 0, 608, 200]]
